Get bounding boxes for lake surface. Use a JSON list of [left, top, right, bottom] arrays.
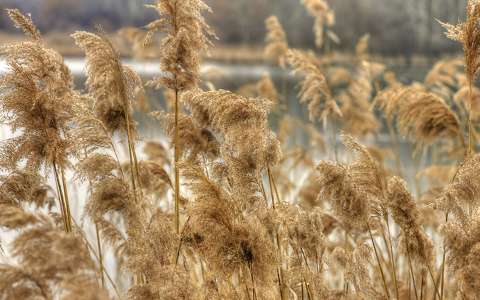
[[0, 58, 436, 192]]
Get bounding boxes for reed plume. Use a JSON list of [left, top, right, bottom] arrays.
[[387, 177, 434, 267], [286, 49, 341, 122], [237, 74, 279, 105], [155, 111, 219, 163], [182, 89, 281, 171], [5, 9, 41, 41], [71, 31, 142, 134], [315, 160, 369, 228], [338, 61, 382, 137], [438, 154, 480, 221], [301, 0, 337, 48], [315, 134, 387, 229], [264, 16, 289, 67], [425, 58, 464, 91], [440, 0, 480, 153], [355, 34, 370, 61], [182, 163, 277, 287], [0, 170, 52, 231], [0, 215, 108, 299], [145, 0, 214, 91], [442, 211, 480, 299], [0, 9, 77, 232], [257, 74, 280, 105], [375, 84, 462, 147]]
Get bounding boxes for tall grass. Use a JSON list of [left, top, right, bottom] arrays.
[[0, 1, 480, 299]]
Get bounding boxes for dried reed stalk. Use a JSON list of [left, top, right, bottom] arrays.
[[146, 0, 214, 233]]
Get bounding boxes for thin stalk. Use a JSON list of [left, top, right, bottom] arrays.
[[434, 262, 443, 300], [60, 167, 72, 232], [420, 272, 425, 300], [95, 223, 105, 288], [174, 88, 180, 233], [367, 222, 390, 299], [268, 171, 284, 299], [439, 212, 449, 300], [52, 161, 70, 232], [109, 139, 127, 180], [171, 0, 181, 235], [268, 166, 281, 204], [243, 270, 252, 300], [175, 217, 191, 265], [130, 135, 142, 186], [53, 176, 67, 232], [123, 109, 139, 203], [297, 247, 314, 300], [125, 111, 142, 198], [408, 273, 411, 300], [342, 229, 350, 296], [302, 274, 313, 300], [202, 154, 210, 178], [267, 167, 276, 209], [426, 264, 441, 300], [72, 220, 121, 298], [116, 55, 142, 206], [275, 231, 285, 300], [406, 240, 419, 300], [301, 282, 305, 300], [258, 177, 269, 206], [468, 81, 474, 154], [248, 264, 257, 300], [277, 268, 284, 300], [384, 218, 400, 300]]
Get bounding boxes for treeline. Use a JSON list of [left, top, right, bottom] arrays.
[[0, 0, 466, 56]]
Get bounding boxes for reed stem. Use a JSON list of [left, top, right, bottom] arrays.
[[439, 212, 449, 300], [248, 264, 257, 300], [95, 223, 105, 288], [174, 88, 180, 234], [268, 166, 281, 204], [367, 222, 390, 299], [52, 161, 71, 232], [124, 108, 139, 204], [60, 167, 72, 232], [426, 263, 441, 300], [384, 217, 400, 300], [72, 220, 121, 298], [267, 167, 276, 209], [468, 81, 474, 154], [406, 240, 419, 300]]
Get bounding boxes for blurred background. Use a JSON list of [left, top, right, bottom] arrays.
[[0, 0, 468, 171], [0, 0, 466, 58]]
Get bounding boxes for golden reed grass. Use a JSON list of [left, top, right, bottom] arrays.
[[1, 1, 480, 299]]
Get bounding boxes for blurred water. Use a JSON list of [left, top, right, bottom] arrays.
[[0, 57, 431, 116], [0, 58, 435, 190]]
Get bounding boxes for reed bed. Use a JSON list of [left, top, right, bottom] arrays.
[[1, 1, 480, 299]]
